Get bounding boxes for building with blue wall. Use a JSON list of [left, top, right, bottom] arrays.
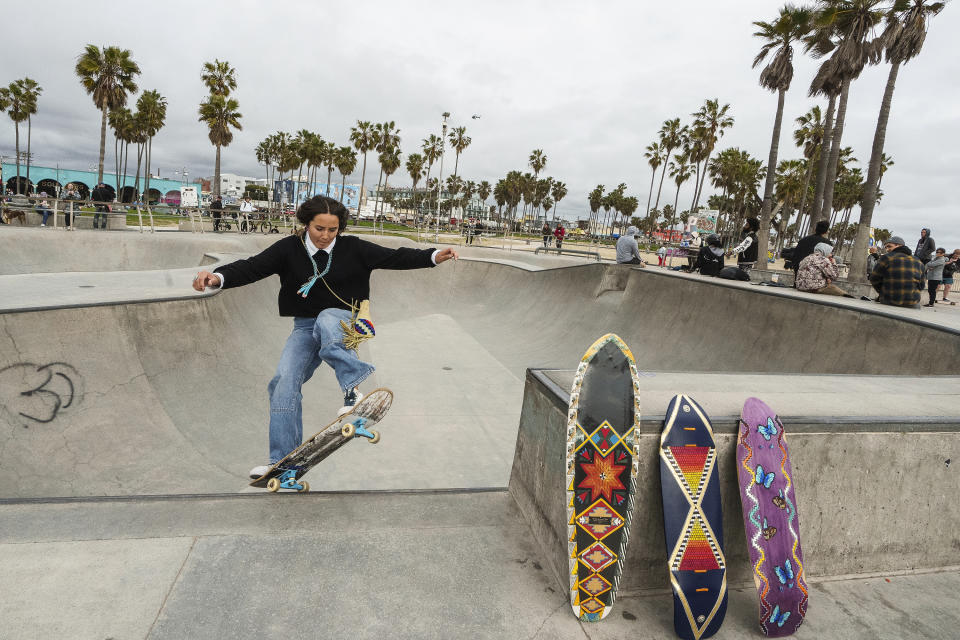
[[1, 163, 199, 204]]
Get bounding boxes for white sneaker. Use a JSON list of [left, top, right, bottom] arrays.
[[249, 464, 272, 479], [337, 388, 364, 417]]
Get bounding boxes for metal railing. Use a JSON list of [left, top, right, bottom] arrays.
[[1, 195, 296, 235]]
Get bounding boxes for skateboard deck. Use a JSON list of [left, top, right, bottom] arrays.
[[250, 388, 393, 491], [566, 334, 640, 621], [736, 397, 808, 636], [659, 394, 728, 640]]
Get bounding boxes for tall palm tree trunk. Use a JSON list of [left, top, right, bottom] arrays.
[[849, 61, 900, 283], [114, 131, 122, 195], [26, 117, 32, 194], [809, 94, 837, 232], [355, 153, 368, 224], [14, 122, 21, 194], [373, 167, 384, 222], [757, 87, 787, 271], [819, 78, 851, 225], [122, 142, 130, 201], [693, 153, 711, 212], [98, 107, 108, 184], [645, 169, 656, 217], [654, 160, 669, 210], [214, 144, 222, 199]]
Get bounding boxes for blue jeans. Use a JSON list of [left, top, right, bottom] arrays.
[[267, 309, 374, 463]]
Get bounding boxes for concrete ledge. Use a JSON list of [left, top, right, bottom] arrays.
[[750, 267, 874, 298], [509, 368, 960, 596]]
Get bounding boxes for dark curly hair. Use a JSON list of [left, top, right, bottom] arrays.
[[296, 196, 349, 232]]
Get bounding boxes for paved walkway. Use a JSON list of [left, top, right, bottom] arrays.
[[2, 491, 957, 640]]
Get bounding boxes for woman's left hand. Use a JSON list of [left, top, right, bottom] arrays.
[[436, 248, 459, 264]]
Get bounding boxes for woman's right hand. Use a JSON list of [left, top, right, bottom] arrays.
[[192, 270, 222, 291]]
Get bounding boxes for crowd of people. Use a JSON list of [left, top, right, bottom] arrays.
[[619, 216, 957, 312]]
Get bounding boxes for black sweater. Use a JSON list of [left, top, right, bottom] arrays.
[[214, 234, 436, 317]]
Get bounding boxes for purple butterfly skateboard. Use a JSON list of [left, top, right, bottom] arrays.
[[736, 398, 809, 636]]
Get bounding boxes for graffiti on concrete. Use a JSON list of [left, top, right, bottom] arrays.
[[0, 362, 83, 428]]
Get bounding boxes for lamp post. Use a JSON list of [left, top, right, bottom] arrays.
[[434, 112, 449, 242]]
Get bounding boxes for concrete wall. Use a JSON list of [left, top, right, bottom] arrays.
[[508, 369, 960, 593]]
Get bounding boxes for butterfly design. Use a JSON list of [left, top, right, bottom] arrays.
[[762, 517, 777, 540], [769, 605, 791, 627], [772, 490, 787, 510], [775, 559, 795, 590], [755, 465, 775, 489], [758, 417, 778, 441]]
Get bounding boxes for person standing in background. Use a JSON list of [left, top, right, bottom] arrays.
[[923, 248, 947, 307]]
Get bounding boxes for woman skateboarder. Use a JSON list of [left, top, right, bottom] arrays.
[[192, 195, 458, 478]]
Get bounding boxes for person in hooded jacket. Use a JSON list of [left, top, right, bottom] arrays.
[[914, 228, 936, 264], [923, 248, 947, 307], [616, 225, 645, 265], [694, 234, 725, 276]]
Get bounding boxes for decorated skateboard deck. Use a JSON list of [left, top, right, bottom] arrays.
[[659, 394, 727, 640], [566, 334, 640, 621], [737, 397, 808, 636], [250, 388, 393, 492]]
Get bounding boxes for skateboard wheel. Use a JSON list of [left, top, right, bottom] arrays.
[[267, 478, 281, 492], [341, 423, 355, 438], [297, 481, 310, 493], [369, 430, 380, 444]]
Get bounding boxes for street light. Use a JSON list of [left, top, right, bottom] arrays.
[[434, 112, 450, 242]]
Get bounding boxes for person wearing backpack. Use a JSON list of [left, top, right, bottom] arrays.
[[941, 249, 958, 303], [693, 234, 725, 276]]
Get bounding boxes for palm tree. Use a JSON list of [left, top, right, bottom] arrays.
[[256, 138, 274, 207], [669, 152, 694, 229], [75, 45, 140, 184], [379, 147, 402, 225], [850, 0, 945, 282], [405, 152, 426, 220], [349, 121, 375, 223], [655, 119, 686, 212], [793, 105, 825, 234], [690, 99, 735, 211], [807, 0, 885, 225], [372, 121, 400, 222], [201, 59, 237, 96], [588, 185, 605, 239], [644, 141, 666, 218], [14, 78, 42, 195], [198, 94, 242, 200], [477, 180, 492, 223], [551, 181, 568, 224], [109, 106, 133, 195], [529, 149, 547, 218], [421, 134, 443, 213], [752, 5, 813, 269], [1, 82, 30, 194], [334, 146, 358, 207], [137, 90, 167, 206], [448, 125, 471, 181]]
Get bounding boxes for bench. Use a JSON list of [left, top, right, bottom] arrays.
[[534, 247, 601, 261]]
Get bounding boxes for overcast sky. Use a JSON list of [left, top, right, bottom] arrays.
[[4, 0, 958, 248]]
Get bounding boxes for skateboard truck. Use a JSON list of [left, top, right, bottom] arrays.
[[340, 417, 381, 444], [266, 468, 310, 493]]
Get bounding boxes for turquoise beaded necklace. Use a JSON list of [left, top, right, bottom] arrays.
[[297, 236, 333, 298]]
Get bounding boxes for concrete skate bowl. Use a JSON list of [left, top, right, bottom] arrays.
[[2, 232, 959, 499], [0, 227, 275, 274]]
